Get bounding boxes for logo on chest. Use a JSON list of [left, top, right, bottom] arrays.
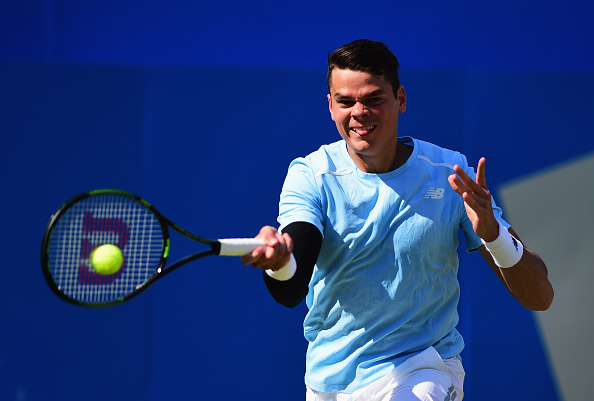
[[423, 187, 445, 199]]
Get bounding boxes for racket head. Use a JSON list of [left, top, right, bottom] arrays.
[[41, 189, 170, 307]]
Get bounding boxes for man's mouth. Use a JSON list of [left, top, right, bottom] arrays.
[[350, 125, 376, 135]]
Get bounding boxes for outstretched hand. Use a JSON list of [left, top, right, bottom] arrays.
[[240, 225, 293, 271], [448, 157, 499, 242]]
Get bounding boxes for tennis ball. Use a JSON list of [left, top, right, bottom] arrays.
[[91, 244, 123, 275]]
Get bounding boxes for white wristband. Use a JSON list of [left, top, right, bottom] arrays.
[[482, 222, 524, 268], [265, 253, 297, 281]]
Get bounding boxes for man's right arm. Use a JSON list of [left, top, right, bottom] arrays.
[[243, 222, 322, 308]]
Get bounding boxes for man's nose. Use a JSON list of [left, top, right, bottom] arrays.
[[351, 102, 369, 117]]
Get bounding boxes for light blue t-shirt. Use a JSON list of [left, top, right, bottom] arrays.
[[278, 137, 508, 393]]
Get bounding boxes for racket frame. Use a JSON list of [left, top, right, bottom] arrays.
[[41, 189, 237, 308]]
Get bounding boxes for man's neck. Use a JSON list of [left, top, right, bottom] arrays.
[[348, 142, 413, 174]]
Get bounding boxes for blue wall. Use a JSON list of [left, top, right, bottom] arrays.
[[2, 1, 593, 400]]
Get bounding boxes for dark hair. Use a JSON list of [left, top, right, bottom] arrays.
[[327, 39, 401, 97]]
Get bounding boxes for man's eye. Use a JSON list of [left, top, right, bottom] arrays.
[[338, 100, 355, 107]]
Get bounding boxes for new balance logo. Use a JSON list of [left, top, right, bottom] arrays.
[[444, 384, 457, 401], [423, 187, 445, 199]]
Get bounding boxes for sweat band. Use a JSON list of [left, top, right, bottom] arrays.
[[265, 253, 297, 281], [482, 222, 524, 268]]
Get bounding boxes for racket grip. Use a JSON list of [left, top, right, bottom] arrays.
[[218, 238, 297, 281], [218, 238, 266, 256]]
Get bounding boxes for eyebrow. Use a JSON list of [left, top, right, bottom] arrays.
[[333, 89, 386, 100]]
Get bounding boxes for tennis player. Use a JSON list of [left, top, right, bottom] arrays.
[[242, 39, 554, 401]]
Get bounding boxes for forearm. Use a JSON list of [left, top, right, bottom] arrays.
[[263, 222, 321, 308], [502, 247, 553, 311], [480, 227, 554, 311], [263, 264, 310, 308]]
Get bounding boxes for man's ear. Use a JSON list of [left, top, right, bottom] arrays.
[[398, 86, 406, 113], [328, 94, 335, 121]]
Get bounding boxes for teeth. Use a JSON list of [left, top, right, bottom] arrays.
[[351, 126, 375, 132]]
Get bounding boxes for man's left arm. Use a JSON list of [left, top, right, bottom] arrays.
[[478, 227, 553, 311], [449, 157, 554, 311]]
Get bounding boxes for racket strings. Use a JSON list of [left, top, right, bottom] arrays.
[[47, 194, 164, 304]]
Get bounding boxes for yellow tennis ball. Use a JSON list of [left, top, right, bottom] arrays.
[[91, 244, 123, 275]]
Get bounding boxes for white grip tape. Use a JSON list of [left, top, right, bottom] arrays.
[[218, 238, 297, 280], [218, 238, 266, 256], [481, 222, 524, 268], [265, 253, 297, 281]]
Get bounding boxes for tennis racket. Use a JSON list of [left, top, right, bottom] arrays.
[[41, 189, 294, 308]]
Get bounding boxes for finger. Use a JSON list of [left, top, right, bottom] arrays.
[[448, 169, 472, 197], [268, 233, 294, 271], [272, 232, 291, 258], [255, 233, 291, 271], [452, 164, 478, 190], [241, 226, 278, 266], [453, 163, 490, 198], [461, 190, 484, 210], [449, 168, 491, 211], [451, 166, 475, 195], [282, 232, 294, 254], [259, 225, 279, 243], [476, 157, 487, 188], [241, 246, 263, 265], [448, 172, 464, 195]]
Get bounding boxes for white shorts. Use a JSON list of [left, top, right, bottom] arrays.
[[306, 347, 465, 401]]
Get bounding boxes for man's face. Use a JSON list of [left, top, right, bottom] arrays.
[[328, 68, 406, 173]]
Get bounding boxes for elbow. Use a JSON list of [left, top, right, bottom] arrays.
[[279, 299, 305, 309], [521, 285, 554, 312], [536, 286, 555, 311], [264, 271, 309, 308], [272, 288, 308, 308]]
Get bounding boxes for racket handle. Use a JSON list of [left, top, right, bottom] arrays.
[[218, 238, 266, 256], [217, 238, 297, 281]]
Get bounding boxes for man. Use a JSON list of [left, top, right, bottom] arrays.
[[242, 39, 553, 400]]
